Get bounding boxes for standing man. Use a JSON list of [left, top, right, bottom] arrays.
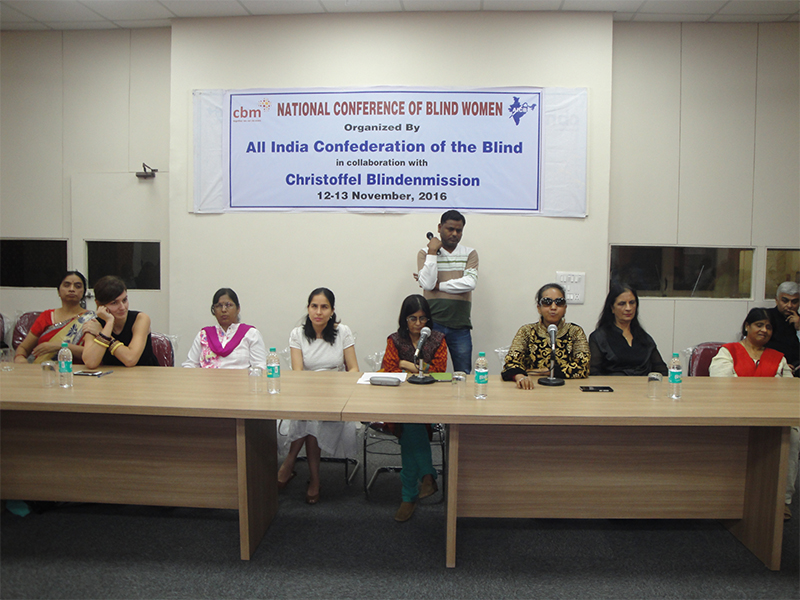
[[766, 281, 799, 376], [416, 210, 478, 373]]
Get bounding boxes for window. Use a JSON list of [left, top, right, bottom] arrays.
[[86, 241, 160, 290], [0, 239, 68, 287], [610, 246, 753, 298], [765, 249, 799, 299]]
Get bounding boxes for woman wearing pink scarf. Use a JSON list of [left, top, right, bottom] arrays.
[[183, 288, 266, 370]]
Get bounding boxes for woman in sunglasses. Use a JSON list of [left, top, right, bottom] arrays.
[[501, 283, 590, 388], [588, 282, 668, 376]]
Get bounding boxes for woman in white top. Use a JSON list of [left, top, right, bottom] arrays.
[[183, 288, 266, 370], [277, 287, 358, 505]]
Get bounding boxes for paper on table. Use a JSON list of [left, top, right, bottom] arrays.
[[357, 372, 407, 384]]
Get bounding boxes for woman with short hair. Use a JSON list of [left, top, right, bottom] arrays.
[[81, 275, 158, 368]]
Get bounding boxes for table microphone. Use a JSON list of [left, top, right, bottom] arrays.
[[414, 326, 431, 360], [538, 324, 565, 387], [409, 326, 435, 385]]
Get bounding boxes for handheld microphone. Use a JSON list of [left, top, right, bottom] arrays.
[[547, 324, 557, 348], [414, 326, 431, 359], [426, 232, 441, 255]]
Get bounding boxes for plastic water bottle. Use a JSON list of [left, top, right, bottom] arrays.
[[266, 347, 281, 394], [58, 341, 73, 388], [668, 352, 682, 400], [474, 351, 488, 399]]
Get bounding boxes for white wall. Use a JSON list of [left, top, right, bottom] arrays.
[[2, 15, 797, 369], [610, 22, 799, 357], [0, 28, 171, 343], [168, 12, 614, 366]]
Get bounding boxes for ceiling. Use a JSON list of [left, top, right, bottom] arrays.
[[1, 0, 798, 30]]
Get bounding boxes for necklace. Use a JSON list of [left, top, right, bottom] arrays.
[[741, 339, 764, 362]]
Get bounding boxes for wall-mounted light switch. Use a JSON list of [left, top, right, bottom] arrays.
[[556, 271, 585, 305]]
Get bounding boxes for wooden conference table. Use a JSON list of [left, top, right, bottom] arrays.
[[343, 374, 799, 570], [0, 365, 353, 560], [2, 366, 798, 569]]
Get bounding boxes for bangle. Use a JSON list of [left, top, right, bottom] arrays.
[[109, 341, 123, 356], [97, 332, 113, 344], [93, 338, 110, 349]]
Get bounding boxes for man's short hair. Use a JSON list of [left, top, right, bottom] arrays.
[[440, 210, 465, 225], [776, 281, 800, 297]]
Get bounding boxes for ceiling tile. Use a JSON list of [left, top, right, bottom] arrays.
[[710, 13, 791, 21], [401, 0, 482, 11], [81, 1, 174, 20], [47, 19, 118, 28], [633, 11, 709, 20], [3, 0, 104, 21], [0, 20, 50, 29], [640, 0, 725, 14], [239, 0, 325, 14], [0, 2, 35, 22], [563, 0, 644, 11], [321, 0, 403, 12], [160, 1, 250, 18], [113, 19, 174, 28], [481, 0, 562, 9], [718, 1, 799, 15]]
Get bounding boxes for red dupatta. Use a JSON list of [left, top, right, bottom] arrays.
[[724, 342, 784, 377]]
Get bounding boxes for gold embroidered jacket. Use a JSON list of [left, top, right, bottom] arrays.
[[501, 319, 590, 380]]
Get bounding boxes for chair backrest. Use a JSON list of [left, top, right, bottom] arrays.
[[150, 331, 174, 367], [688, 342, 725, 377], [494, 346, 510, 366], [12, 311, 42, 349]]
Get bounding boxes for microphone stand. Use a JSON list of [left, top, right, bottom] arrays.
[[408, 356, 436, 385], [538, 341, 565, 387]]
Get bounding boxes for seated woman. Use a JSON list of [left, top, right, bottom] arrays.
[[710, 308, 793, 377], [380, 294, 447, 522], [589, 283, 668, 376], [81, 275, 159, 368], [277, 288, 359, 505], [182, 288, 266, 369], [502, 283, 590, 389], [14, 270, 94, 364], [710, 307, 798, 520]]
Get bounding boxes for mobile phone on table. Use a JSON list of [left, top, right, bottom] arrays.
[[580, 385, 613, 392]]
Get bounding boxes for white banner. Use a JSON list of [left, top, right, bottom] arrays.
[[194, 87, 587, 216]]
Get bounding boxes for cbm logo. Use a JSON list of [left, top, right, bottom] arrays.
[[232, 98, 269, 122]]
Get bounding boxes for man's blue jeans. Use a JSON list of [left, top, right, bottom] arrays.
[[432, 323, 473, 374]]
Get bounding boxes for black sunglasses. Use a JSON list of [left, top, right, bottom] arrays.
[[539, 297, 566, 307]]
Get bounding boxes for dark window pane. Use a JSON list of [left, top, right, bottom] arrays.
[[765, 249, 800, 298], [610, 246, 753, 298], [0, 239, 68, 287], [87, 241, 160, 290]]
